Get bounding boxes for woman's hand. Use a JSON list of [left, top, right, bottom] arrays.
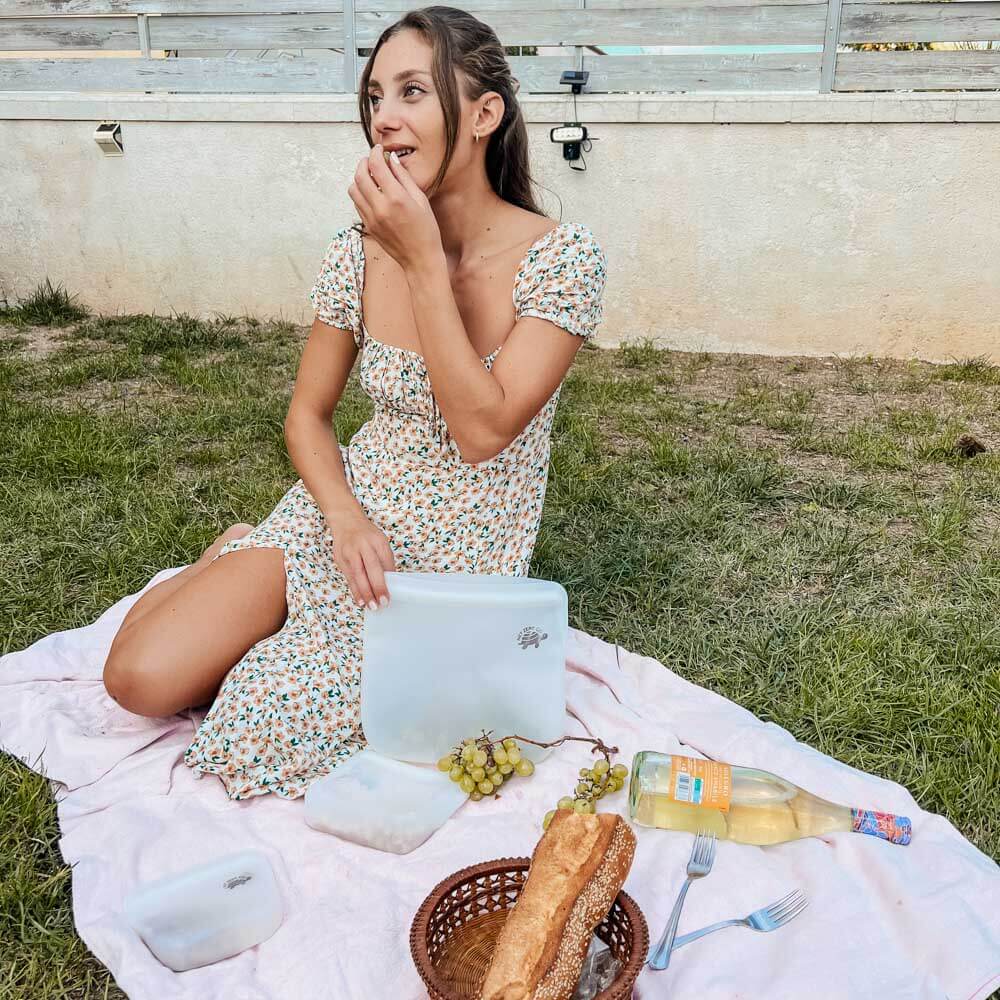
[[347, 144, 443, 273], [326, 507, 397, 611]]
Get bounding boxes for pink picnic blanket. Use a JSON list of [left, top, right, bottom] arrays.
[[2, 565, 998, 1000]]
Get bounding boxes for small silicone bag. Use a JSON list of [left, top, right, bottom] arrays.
[[123, 849, 283, 971], [304, 748, 467, 854], [360, 571, 568, 764]]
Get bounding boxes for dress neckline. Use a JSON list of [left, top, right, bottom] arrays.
[[360, 322, 501, 364], [354, 221, 569, 363]]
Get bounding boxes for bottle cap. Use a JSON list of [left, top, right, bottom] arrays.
[[852, 808, 912, 845]]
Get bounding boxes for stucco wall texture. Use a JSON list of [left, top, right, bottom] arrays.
[[1, 110, 998, 362]]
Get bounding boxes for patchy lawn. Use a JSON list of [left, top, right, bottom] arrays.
[[2, 291, 998, 997]]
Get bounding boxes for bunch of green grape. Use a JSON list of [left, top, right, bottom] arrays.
[[437, 735, 536, 800], [542, 759, 629, 829]]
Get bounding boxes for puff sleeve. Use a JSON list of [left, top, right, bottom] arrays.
[[308, 225, 364, 348], [513, 222, 608, 341]]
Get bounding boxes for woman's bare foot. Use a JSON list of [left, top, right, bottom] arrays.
[[198, 523, 256, 565]]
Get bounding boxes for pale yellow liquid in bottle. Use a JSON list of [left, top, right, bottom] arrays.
[[629, 753, 854, 846]]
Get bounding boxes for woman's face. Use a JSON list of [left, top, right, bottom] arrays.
[[365, 30, 479, 195]]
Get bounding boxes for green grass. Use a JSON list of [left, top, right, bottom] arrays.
[[2, 304, 999, 997], [0, 279, 91, 328]]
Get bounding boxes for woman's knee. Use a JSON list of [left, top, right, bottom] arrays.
[[103, 627, 178, 718], [102, 547, 288, 717]]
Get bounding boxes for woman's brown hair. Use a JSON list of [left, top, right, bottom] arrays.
[[357, 5, 548, 218]]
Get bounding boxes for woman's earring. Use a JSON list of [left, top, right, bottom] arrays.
[[474, 130, 480, 143]]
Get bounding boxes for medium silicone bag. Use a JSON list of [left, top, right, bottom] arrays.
[[360, 571, 567, 764], [304, 748, 467, 854]]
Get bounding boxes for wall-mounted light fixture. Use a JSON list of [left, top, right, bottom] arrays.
[[94, 122, 124, 156], [551, 123, 589, 162], [551, 70, 596, 173]]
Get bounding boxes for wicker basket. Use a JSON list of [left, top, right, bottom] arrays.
[[410, 856, 648, 1000]]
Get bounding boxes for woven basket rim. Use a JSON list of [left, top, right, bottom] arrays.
[[409, 855, 648, 1000]]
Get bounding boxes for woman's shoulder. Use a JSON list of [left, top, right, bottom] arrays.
[[514, 220, 608, 340], [520, 220, 607, 278], [314, 224, 364, 279], [309, 224, 365, 345], [557, 221, 606, 264], [550, 218, 603, 243], [540, 218, 603, 245], [325, 223, 363, 257]]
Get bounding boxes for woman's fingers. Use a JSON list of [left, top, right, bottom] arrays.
[[345, 551, 376, 610], [337, 529, 396, 610], [362, 545, 391, 607], [379, 535, 397, 574]]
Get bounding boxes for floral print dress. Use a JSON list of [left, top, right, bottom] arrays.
[[183, 220, 608, 799]]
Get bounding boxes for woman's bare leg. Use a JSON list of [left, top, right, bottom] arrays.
[[104, 537, 289, 717], [118, 523, 256, 633]]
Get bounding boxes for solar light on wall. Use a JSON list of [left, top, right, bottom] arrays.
[[551, 123, 588, 162], [94, 122, 123, 156], [559, 69, 589, 95], [553, 70, 596, 171]]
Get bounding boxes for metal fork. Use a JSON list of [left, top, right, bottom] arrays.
[[646, 831, 717, 970], [669, 890, 809, 952]]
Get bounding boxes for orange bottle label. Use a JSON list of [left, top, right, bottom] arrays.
[[667, 755, 732, 812]]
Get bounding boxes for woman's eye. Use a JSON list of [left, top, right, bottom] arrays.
[[370, 84, 423, 107]]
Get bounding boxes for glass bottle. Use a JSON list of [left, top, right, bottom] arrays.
[[628, 751, 911, 846]]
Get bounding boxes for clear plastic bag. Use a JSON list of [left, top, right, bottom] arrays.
[[304, 749, 467, 854], [572, 937, 621, 1000]]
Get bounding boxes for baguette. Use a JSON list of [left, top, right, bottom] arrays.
[[479, 810, 636, 1000]]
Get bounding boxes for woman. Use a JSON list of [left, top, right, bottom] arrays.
[[102, 5, 607, 799]]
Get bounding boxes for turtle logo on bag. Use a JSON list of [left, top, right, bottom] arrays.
[[517, 626, 548, 650]]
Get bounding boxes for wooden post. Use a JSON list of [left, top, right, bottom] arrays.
[[137, 13, 151, 59], [820, 0, 844, 93], [343, 0, 357, 93]]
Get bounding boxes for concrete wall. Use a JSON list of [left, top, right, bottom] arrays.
[[2, 92, 998, 362]]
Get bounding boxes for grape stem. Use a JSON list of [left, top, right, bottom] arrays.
[[492, 733, 620, 758]]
